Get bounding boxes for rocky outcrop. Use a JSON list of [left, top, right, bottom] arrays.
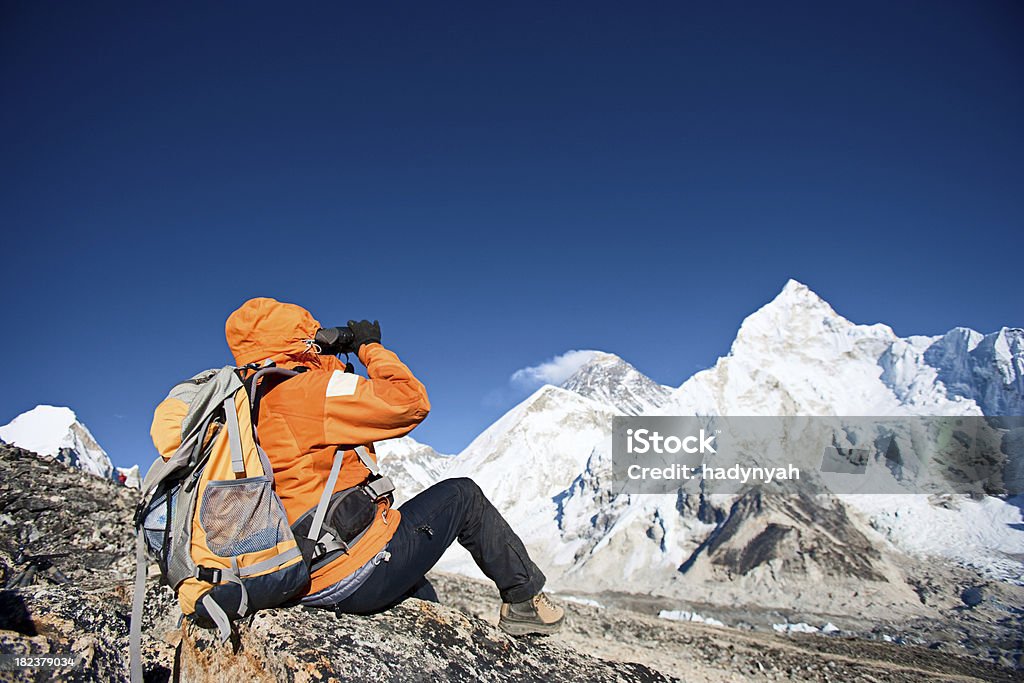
[[0, 584, 135, 682], [681, 492, 888, 581], [180, 599, 672, 683], [0, 442, 178, 681], [0, 443, 136, 591], [0, 443, 674, 682], [2, 442, 1021, 682]]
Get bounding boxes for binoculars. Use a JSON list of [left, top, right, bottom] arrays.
[[314, 326, 356, 355]]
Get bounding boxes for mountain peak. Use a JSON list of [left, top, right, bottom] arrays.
[[768, 279, 836, 315], [781, 277, 812, 294], [730, 279, 895, 359], [580, 350, 620, 362], [560, 352, 671, 415], [0, 405, 79, 453], [746, 280, 844, 333], [0, 405, 114, 480], [563, 350, 625, 373]]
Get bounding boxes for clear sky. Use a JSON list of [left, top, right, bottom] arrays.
[[1, 1, 1021, 470]]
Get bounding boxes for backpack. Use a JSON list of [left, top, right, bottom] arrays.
[[128, 364, 394, 682]]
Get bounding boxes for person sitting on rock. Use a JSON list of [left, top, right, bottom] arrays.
[[217, 297, 564, 634]]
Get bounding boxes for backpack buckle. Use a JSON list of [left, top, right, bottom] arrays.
[[195, 566, 222, 584], [364, 475, 395, 502]]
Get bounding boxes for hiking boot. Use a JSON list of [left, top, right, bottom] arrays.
[[498, 592, 565, 635]]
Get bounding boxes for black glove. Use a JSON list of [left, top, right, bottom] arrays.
[[347, 320, 381, 351]]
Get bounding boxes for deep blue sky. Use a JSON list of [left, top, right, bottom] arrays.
[[1, 1, 1021, 469]]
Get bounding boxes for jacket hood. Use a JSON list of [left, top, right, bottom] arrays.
[[225, 297, 324, 367]]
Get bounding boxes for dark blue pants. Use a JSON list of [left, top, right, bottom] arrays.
[[332, 478, 546, 614]]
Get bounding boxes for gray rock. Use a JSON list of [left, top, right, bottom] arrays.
[[0, 442, 675, 683], [960, 585, 984, 608], [2, 441, 1022, 682], [180, 599, 675, 683]]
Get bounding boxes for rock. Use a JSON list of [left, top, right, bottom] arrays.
[[0, 442, 136, 591], [0, 442, 677, 683], [960, 585, 984, 608], [2, 440, 1022, 682], [0, 585, 134, 682], [180, 599, 675, 683], [0, 443, 179, 682]]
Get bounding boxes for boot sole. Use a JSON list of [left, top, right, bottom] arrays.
[[498, 616, 565, 636]]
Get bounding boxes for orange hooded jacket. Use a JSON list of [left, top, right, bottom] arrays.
[[150, 297, 430, 595]]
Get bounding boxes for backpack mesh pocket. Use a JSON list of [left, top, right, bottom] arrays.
[[199, 477, 287, 557], [142, 486, 178, 569]]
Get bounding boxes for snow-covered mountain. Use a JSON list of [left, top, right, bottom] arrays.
[[559, 351, 673, 415], [0, 405, 116, 480], [374, 436, 452, 505], [647, 281, 1024, 585], [445, 385, 618, 535], [922, 326, 1024, 416], [434, 280, 1024, 616], [664, 279, 1018, 418]]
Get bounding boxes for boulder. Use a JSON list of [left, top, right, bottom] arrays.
[[179, 598, 674, 683]]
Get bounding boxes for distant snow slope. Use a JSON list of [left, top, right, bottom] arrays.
[[0, 405, 115, 480], [437, 385, 619, 579], [374, 436, 452, 505]]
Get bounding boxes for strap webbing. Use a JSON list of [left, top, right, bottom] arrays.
[[237, 546, 302, 577], [223, 395, 246, 475], [229, 558, 249, 618], [308, 448, 345, 545], [364, 475, 395, 500], [247, 366, 299, 410], [128, 532, 147, 683], [201, 594, 233, 643], [354, 446, 379, 476]]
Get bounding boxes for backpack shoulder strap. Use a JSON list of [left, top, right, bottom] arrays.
[[244, 365, 300, 424], [129, 529, 148, 683]]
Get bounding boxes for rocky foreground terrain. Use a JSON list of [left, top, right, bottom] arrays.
[[1, 443, 1021, 682]]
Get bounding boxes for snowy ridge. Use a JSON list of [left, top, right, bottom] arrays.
[[646, 280, 1023, 584], [923, 326, 1024, 415], [437, 385, 619, 578], [375, 436, 452, 506], [445, 385, 617, 517], [665, 280, 987, 417], [0, 405, 115, 480]]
